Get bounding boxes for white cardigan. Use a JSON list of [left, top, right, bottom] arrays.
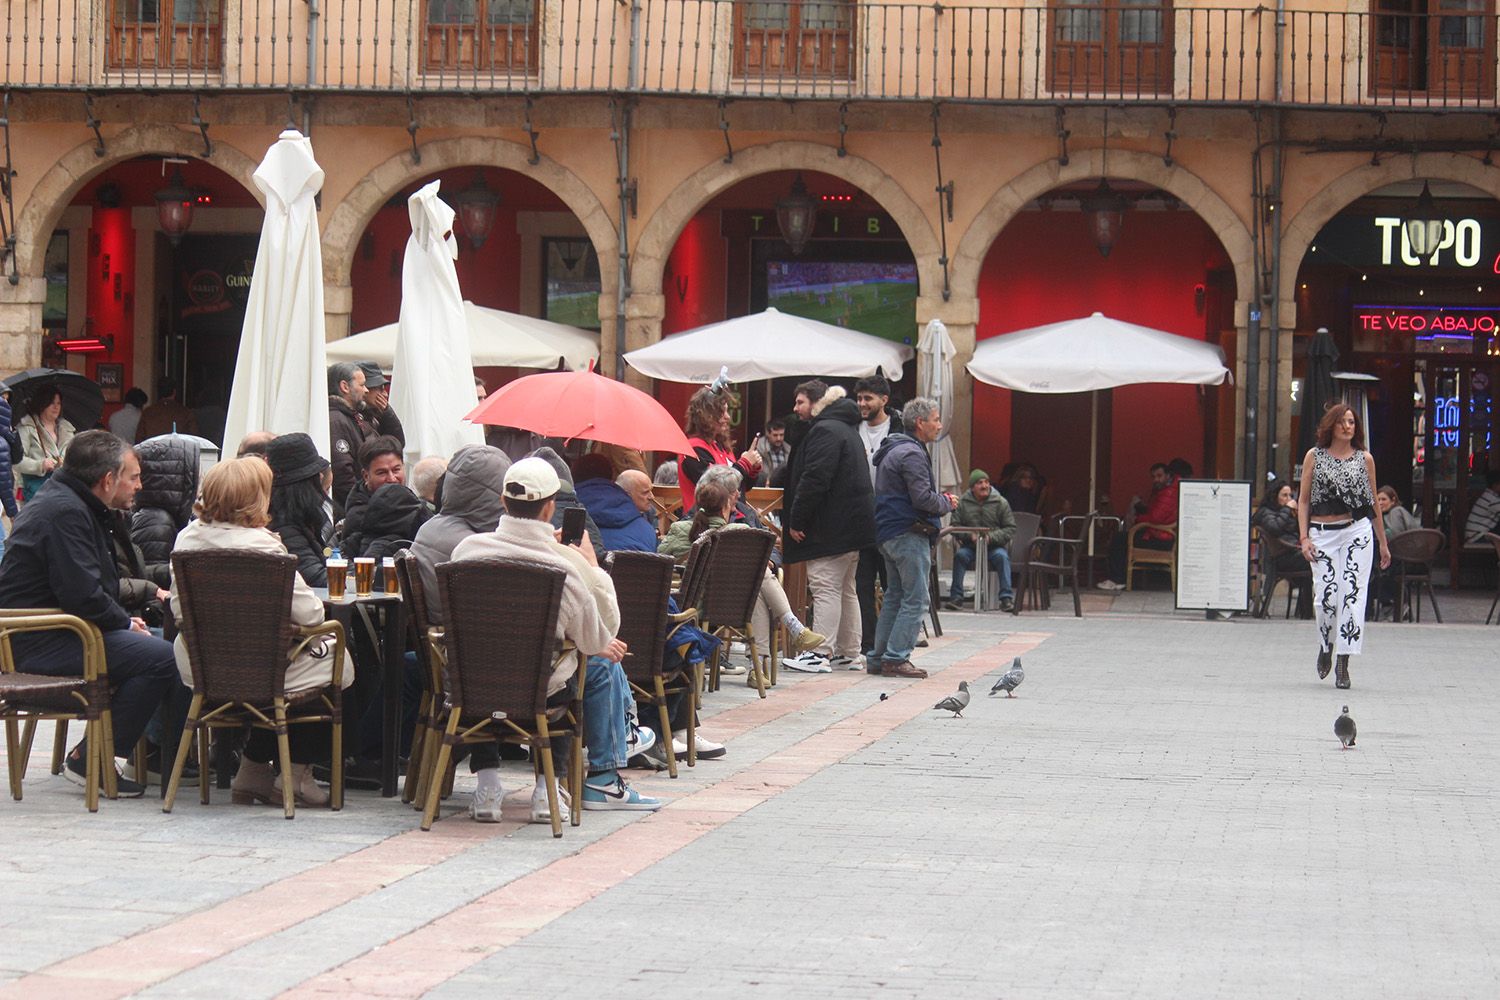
[[169, 519, 354, 694]]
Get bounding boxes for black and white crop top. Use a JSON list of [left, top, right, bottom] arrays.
[[1309, 448, 1375, 521]]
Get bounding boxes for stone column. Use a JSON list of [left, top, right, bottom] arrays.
[[620, 291, 664, 391], [0, 277, 46, 372], [324, 283, 353, 343]]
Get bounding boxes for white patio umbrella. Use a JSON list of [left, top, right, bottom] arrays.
[[623, 307, 913, 383], [966, 312, 1230, 514], [388, 180, 483, 463], [328, 302, 597, 371], [222, 130, 330, 456], [918, 318, 963, 493]]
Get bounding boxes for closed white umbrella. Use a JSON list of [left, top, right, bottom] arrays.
[[222, 130, 330, 456], [328, 302, 597, 371], [389, 180, 483, 463], [967, 312, 1230, 514], [918, 318, 963, 493], [623, 307, 912, 383]]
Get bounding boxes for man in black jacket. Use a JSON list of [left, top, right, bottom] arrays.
[[0, 431, 178, 796], [780, 385, 876, 673], [328, 362, 371, 520], [356, 362, 406, 449]]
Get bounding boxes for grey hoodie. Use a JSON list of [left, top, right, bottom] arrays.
[[410, 445, 511, 622]]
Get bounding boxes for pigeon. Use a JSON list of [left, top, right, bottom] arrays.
[[990, 657, 1024, 698], [933, 681, 970, 718], [1334, 706, 1357, 749]]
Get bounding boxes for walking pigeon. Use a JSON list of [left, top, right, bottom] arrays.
[[1334, 706, 1357, 749], [933, 681, 970, 718], [990, 657, 1024, 697]]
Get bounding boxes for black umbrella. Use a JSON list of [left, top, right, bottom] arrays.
[[1297, 327, 1340, 458], [1, 368, 105, 431]]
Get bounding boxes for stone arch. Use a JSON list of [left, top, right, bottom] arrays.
[[631, 141, 944, 301], [14, 124, 263, 278], [1279, 152, 1500, 305], [950, 148, 1256, 308], [320, 136, 619, 301]]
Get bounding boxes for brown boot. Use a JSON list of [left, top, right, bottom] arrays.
[[275, 763, 330, 808], [230, 758, 277, 805], [881, 659, 928, 679]]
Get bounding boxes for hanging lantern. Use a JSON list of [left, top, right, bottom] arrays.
[[453, 173, 500, 250], [1403, 180, 1444, 258], [154, 168, 194, 246], [1083, 178, 1128, 258], [775, 173, 817, 255]]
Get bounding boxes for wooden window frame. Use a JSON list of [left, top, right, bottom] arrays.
[[1371, 0, 1496, 100], [1048, 0, 1174, 96], [733, 0, 856, 82], [421, 0, 540, 75], [107, 0, 223, 72]]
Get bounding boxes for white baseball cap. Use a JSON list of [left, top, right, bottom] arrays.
[[503, 456, 561, 502]]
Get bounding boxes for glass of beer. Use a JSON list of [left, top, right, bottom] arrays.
[[327, 558, 348, 599], [353, 557, 376, 597], [383, 557, 400, 595]]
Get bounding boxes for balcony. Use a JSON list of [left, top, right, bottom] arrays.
[[2, 0, 1497, 109]]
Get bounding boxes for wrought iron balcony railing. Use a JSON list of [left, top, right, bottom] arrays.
[[3, 0, 1497, 109]]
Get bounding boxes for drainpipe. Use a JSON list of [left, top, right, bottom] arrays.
[[1264, 0, 1287, 481], [613, 0, 642, 380]]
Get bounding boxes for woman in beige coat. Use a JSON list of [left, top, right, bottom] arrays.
[[170, 458, 353, 807], [15, 387, 75, 501]]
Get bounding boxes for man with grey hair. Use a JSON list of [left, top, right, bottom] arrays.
[[409, 456, 448, 510], [328, 361, 371, 518], [0, 430, 179, 796], [868, 397, 957, 679]]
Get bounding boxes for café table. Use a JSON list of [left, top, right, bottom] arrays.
[[312, 587, 406, 798]]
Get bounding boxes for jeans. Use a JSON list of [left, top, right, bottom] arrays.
[[15, 626, 178, 758], [950, 543, 1012, 600], [580, 655, 631, 773], [855, 547, 887, 653], [872, 531, 933, 665]]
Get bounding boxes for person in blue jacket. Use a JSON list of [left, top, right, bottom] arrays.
[[572, 452, 659, 553], [0, 389, 22, 558]]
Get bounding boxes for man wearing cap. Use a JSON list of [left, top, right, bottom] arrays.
[[355, 361, 405, 450], [451, 457, 663, 813], [943, 468, 1018, 613]]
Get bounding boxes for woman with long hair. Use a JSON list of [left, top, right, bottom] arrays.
[[1297, 402, 1390, 689], [677, 386, 761, 511], [15, 387, 75, 501], [1253, 477, 1303, 573], [265, 433, 335, 588]]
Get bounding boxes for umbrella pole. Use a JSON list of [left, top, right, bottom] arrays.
[[1088, 390, 1098, 558]]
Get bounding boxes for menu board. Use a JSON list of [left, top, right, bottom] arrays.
[[1175, 479, 1252, 612]]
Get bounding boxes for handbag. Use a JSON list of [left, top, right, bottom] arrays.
[[20, 472, 50, 502]]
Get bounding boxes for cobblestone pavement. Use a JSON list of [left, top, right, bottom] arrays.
[[3, 594, 1498, 999]]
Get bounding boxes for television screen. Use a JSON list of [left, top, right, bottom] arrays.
[[766, 260, 918, 344]]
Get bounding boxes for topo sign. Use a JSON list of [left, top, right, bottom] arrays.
[[1373, 217, 1484, 268]]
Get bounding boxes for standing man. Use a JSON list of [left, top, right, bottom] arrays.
[[134, 379, 199, 442], [869, 398, 957, 679], [108, 387, 148, 443], [780, 385, 875, 673], [328, 362, 371, 520], [943, 469, 1018, 612], [755, 418, 791, 486], [356, 362, 406, 448], [853, 375, 903, 662], [0, 431, 179, 796]]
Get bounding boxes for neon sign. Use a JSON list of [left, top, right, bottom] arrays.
[[1356, 306, 1499, 334], [1433, 395, 1460, 448]]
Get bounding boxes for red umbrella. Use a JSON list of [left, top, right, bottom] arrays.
[[466, 369, 693, 455]]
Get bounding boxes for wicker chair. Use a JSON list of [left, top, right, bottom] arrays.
[[606, 551, 702, 775], [1386, 528, 1445, 623], [1024, 514, 1093, 617], [393, 551, 440, 806], [673, 531, 717, 700], [422, 558, 584, 836], [1125, 521, 1178, 591], [1255, 529, 1313, 619], [164, 550, 347, 820], [1, 610, 121, 812], [698, 528, 777, 699]]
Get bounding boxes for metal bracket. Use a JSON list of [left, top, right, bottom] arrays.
[[285, 91, 299, 131], [406, 93, 421, 165], [524, 95, 541, 166], [84, 93, 105, 158], [718, 99, 733, 164], [1162, 106, 1177, 167], [931, 102, 952, 301], [936, 180, 955, 222], [1, 91, 17, 286], [836, 101, 849, 158], [1370, 112, 1387, 166], [1056, 106, 1070, 166], [191, 93, 213, 158], [1485, 115, 1500, 166], [624, 178, 638, 218]]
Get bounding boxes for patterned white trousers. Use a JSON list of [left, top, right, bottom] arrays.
[[1309, 518, 1374, 656]]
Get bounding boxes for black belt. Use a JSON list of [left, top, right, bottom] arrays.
[[1310, 520, 1354, 531]]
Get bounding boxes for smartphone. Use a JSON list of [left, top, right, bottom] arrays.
[[561, 505, 587, 547]]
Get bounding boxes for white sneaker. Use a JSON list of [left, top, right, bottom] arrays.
[[671, 730, 727, 759], [626, 722, 657, 759], [529, 781, 572, 824], [827, 654, 864, 670], [469, 782, 505, 823], [717, 659, 748, 676], [782, 651, 831, 673], [1096, 579, 1126, 591]]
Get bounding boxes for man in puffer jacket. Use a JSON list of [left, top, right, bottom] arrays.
[[0, 391, 21, 558], [411, 445, 510, 623], [130, 435, 202, 565], [341, 482, 431, 574], [572, 452, 657, 553]]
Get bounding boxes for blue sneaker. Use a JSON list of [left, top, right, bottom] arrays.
[[582, 774, 662, 811]]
